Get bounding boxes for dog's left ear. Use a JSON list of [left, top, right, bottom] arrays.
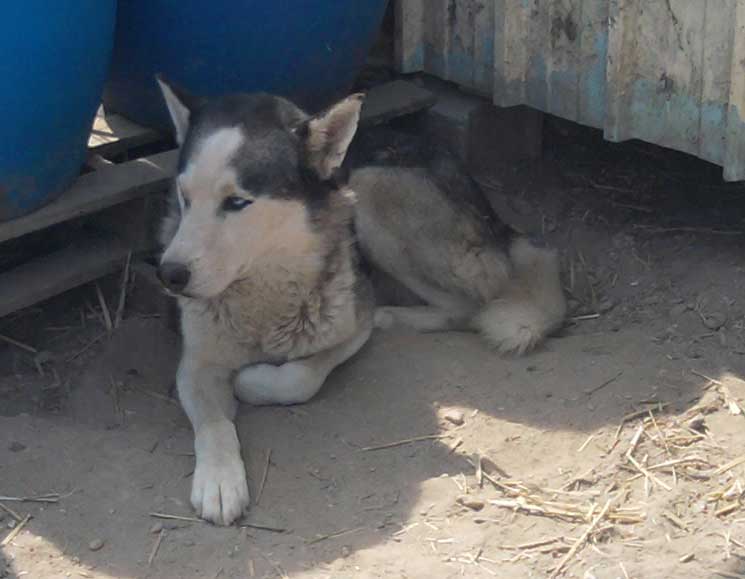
[[156, 74, 203, 145], [299, 93, 365, 180]]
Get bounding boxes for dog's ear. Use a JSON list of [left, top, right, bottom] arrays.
[[156, 74, 202, 145], [298, 93, 364, 180]]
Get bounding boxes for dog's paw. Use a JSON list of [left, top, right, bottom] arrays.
[[234, 363, 282, 405], [192, 428, 250, 526], [235, 362, 319, 406], [373, 307, 395, 329], [191, 453, 250, 525]]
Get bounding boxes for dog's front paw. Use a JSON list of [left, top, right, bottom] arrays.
[[192, 426, 250, 525]]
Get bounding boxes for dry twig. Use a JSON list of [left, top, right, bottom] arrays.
[[149, 512, 202, 523], [549, 500, 612, 579], [66, 332, 106, 361], [585, 371, 623, 396], [715, 456, 745, 476], [1, 514, 32, 546], [0, 503, 22, 522], [95, 283, 113, 332], [0, 333, 37, 354], [114, 251, 132, 329], [0, 494, 59, 504], [305, 527, 364, 545], [148, 529, 165, 566], [359, 434, 450, 452], [255, 449, 271, 505]]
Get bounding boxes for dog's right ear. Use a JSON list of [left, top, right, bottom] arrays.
[[156, 74, 202, 145], [296, 93, 365, 181]]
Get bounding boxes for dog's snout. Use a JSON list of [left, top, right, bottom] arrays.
[[158, 262, 191, 293]]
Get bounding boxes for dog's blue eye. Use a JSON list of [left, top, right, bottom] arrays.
[[222, 196, 253, 212]]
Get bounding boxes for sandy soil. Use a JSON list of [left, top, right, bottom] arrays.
[[2, 113, 745, 579]]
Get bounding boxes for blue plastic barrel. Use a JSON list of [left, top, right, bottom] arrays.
[[103, 0, 388, 131], [0, 1, 116, 221]]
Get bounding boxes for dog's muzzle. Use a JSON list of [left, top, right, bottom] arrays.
[[157, 262, 191, 294]]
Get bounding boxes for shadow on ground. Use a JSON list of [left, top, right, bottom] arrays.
[[0, 312, 727, 578], [3, 108, 745, 578]]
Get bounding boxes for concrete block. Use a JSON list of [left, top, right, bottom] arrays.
[[467, 103, 543, 174], [417, 77, 543, 170]]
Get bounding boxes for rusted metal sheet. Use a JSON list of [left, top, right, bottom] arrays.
[[395, 0, 745, 181]]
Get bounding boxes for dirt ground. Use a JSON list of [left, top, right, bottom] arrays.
[[3, 106, 745, 579]]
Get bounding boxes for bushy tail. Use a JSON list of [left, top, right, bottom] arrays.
[[472, 236, 566, 355]]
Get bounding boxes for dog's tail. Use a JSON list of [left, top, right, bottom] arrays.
[[472, 236, 566, 355]]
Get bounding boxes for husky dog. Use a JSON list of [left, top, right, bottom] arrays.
[[155, 77, 566, 525]]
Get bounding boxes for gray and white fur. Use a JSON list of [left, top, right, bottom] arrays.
[[155, 78, 566, 525]]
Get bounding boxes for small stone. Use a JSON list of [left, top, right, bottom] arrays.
[[8, 441, 26, 453], [341, 545, 351, 558], [88, 539, 104, 551], [150, 523, 163, 534], [686, 343, 702, 359], [443, 409, 465, 426], [456, 496, 485, 511], [703, 312, 727, 331], [687, 414, 707, 433]]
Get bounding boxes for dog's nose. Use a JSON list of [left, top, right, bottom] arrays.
[[157, 262, 191, 293]]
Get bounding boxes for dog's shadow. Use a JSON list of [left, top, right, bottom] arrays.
[[230, 324, 707, 577], [0, 319, 716, 578]]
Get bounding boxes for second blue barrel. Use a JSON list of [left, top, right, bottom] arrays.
[[103, 0, 389, 131]]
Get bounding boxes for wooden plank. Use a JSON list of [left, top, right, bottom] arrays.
[[88, 110, 162, 156], [723, 1, 745, 181], [546, 0, 581, 121], [605, 0, 640, 142], [0, 233, 129, 318], [0, 149, 178, 244], [577, 0, 610, 128], [471, 0, 495, 96], [423, 0, 451, 81], [607, 0, 707, 153], [394, 0, 425, 73], [359, 80, 436, 128], [448, 0, 476, 89], [494, 0, 531, 108], [699, 0, 735, 166]]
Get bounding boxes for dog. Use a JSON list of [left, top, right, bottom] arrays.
[[155, 77, 567, 525]]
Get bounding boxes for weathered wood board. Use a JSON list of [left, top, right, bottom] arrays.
[[395, 0, 745, 181]]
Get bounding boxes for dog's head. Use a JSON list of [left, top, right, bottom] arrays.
[[155, 76, 364, 299]]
